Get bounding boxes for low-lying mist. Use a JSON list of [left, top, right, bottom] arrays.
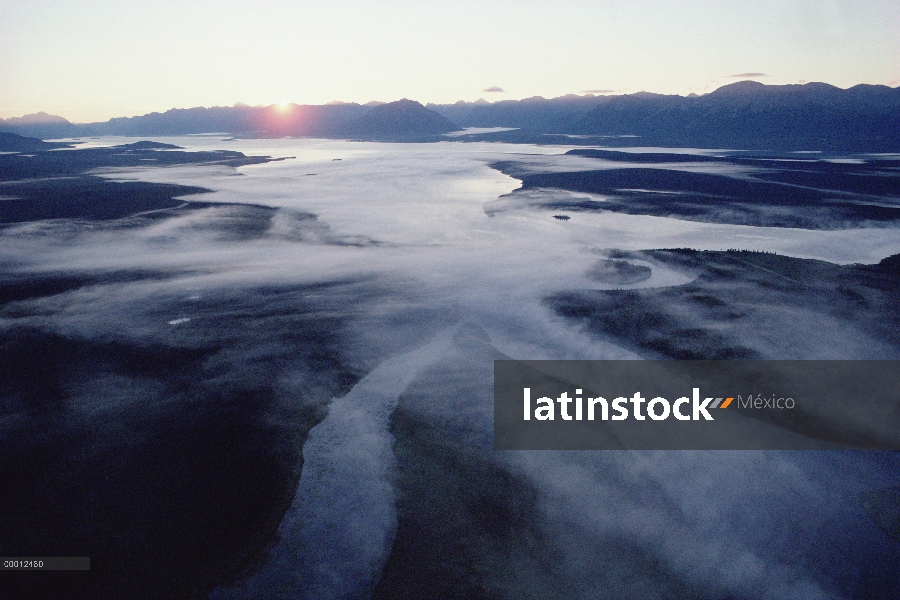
[[2, 137, 899, 599]]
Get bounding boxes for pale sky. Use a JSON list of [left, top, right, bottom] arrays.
[[1, 0, 898, 123]]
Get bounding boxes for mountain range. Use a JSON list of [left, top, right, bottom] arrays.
[[2, 82, 899, 151], [0, 100, 459, 142]]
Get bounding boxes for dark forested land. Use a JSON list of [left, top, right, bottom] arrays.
[[550, 249, 900, 360], [0, 135, 281, 224], [489, 149, 900, 229], [0, 135, 367, 599]]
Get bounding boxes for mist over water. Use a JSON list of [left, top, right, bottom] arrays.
[[3, 137, 900, 598]]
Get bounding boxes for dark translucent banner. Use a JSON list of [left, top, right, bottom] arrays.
[[494, 360, 900, 450]]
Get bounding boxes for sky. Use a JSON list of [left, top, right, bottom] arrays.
[[1, 0, 898, 123]]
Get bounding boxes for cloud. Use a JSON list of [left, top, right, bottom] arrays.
[[482, 86, 504, 93], [726, 72, 767, 78], [581, 89, 615, 94]]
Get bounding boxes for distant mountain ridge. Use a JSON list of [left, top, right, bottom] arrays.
[[429, 81, 900, 151], [428, 93, 604, 132], [0, 112, 81, 140], [567, 81, 900, 151], [2, 82, 898, 150], [1, 111, 69, 125], [0, 100, 461, 142], [92, 103, 370, 137], [340, 99, 459, 139]]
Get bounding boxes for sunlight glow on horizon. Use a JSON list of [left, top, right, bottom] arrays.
[[1, 0, 898, 122]]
